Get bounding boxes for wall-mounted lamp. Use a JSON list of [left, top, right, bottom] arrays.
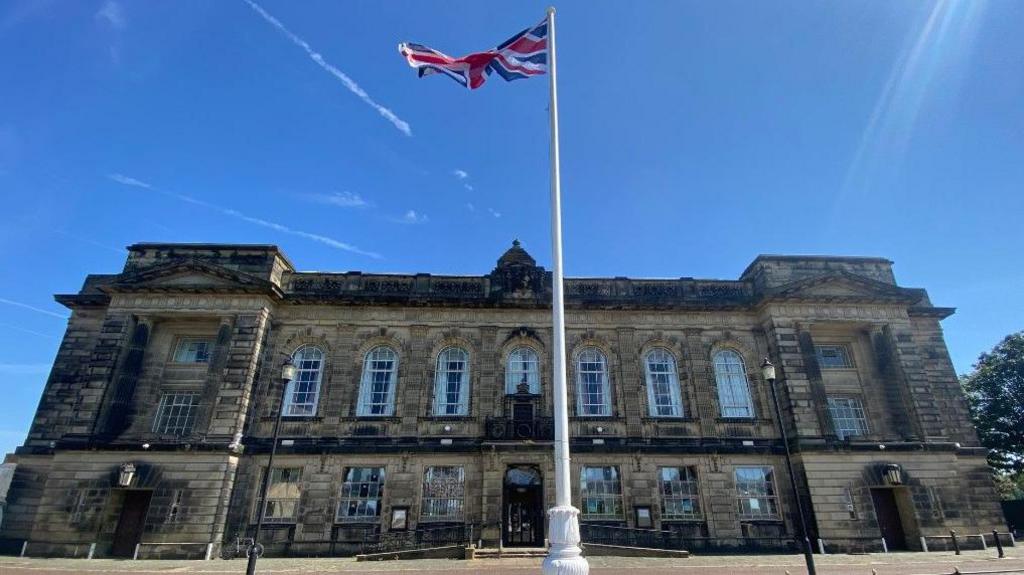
[[881, 463, 903, 486], [118, 463, 136, 487]]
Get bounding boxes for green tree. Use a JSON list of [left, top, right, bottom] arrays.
[[962, 331, 1024, 477]]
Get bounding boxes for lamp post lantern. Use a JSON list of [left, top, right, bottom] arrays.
[[246, 356, 296, 575], [761, 357, 817, 575]]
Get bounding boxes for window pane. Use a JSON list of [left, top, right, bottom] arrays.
[[580, 466, 623, 520], [259, 468, 302, 522], [421, 466, 465, 521], [646, 349, 683, 417], [337, 467, 385, 522], [284, 346, 323, 417], [433, 348, 469, 416], [576, 348, 611, 416], [714, 350, 753, 418], [505, 347, 540, 394], [815, 345, 852, 369], [827, 396, 868, 439], [357, 347, 397, 416], [173, 338, 212, 363], [152, 393, 200, 435], [735, 466, 778, 519], [659, 466, 701, 519]]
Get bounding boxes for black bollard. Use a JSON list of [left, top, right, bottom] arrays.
[[993, 530, 1005, 559], [950, 530, 960, 555]]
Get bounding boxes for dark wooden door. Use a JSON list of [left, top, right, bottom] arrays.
[[504, 485, 543, 547], [111, 491, 152, 558], [871, 488, 907, 550]]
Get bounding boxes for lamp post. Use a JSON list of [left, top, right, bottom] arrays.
[[761, 357, 816, 575], [246, 356, 296, 575]]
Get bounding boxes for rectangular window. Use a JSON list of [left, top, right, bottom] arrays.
[[152, 393, 200, 436], [735, 466, 779, 520], [167, 489, 184, 523], [580, 466, 623, 520], [421, 466, 465, 521], [173, 338, 212, 363], [257, 468, 302, 523], [659, 466, 701, 520], [337, 467, 385, 523], [827, 397, 868, 439], [815, 345, 852, 369]]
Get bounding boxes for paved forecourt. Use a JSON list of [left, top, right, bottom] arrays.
[[1, 550, 1023, 574]]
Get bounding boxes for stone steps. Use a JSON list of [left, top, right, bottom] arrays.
[[472, 547, 549, 559]]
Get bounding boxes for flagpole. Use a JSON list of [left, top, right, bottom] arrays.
[[542, 6, 589, 575]]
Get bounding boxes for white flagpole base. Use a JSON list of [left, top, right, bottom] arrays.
[[542, 505, 589, 575]]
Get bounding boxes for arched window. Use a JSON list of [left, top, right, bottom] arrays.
[[505, 347, 540, 394], [433, 347, 470, 416], [645, 348, 683, 417], [713, 350, 753, 418], [576, 348, 611, 416], [284, 345, 324, 416], [357, 346, 398, 416]]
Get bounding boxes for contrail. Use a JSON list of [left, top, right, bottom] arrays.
[[242, 0, 412, 137]]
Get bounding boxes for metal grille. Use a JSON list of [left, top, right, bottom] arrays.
[[645, 348, 683, 417], [816, 344, 853, 368], [284, 346, 323, 416], [357, 347, 397, 416], [505, 347, 540, 394], [714, 350, 753, 418], [827, 396, 868, 439], [433, 348, 469, 416], [421, 466, 465, 521], [735, 466, 778, 519], [152, 393, 199, 435], [581, 466, 623, 520], [659, 466, 701, 519], [337, 467, 385, 522], [173, 338, 211, 363], [576, 348, 611, 416], [258, 468, 302, 523]]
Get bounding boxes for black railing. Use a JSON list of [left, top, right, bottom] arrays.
[[485, 417, 554, 440], [580, 524, 798, 554], [360, 524, 475, 555]]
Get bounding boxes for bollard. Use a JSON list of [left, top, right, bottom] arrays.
[[951, 530, 960, 555], [87, 542, 96, 560], [205, 542, 214, 561], [994, 530, 1005, 559], [920, 536, 928, 552], [980, 533, 987, 550], [818, 538, 826, 555], [881, 537, 888, 553], [20, 540, 28, 557], [133, 543, 140, 560]]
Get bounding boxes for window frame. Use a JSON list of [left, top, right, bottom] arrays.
[[356, 346, 398, 417], [171, 337, 213, 364], [580, 465, 624, 521], [152, 392, 201, 436], [575, 347, 612, 417], [420, 465, 466, 522], [336, 466, 386, 523], [713, 349, 754, 419], [826, 396, 869, 439], [283, 345, 324, 418], [815, 344, 854, 369], [505, 346, 541, 395], [734, 466, 779, 520], [432, 347, 471, 416], [644, 348, 684, 418], [658, 466, 702, 520], [255, 467, 302, 524]]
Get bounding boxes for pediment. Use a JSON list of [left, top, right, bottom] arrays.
[[767, 272, 916, 303], [102, 258, 279, 296]]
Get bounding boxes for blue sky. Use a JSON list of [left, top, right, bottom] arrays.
[[1, 0, 1021, 456]]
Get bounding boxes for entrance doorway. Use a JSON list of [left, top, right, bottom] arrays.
[[111, 490, 152, 557], [870, 488, 907, 550], [503, 466, 543, 547]]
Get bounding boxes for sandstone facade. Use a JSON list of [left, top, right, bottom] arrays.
[[0, 242, 1005, 558]]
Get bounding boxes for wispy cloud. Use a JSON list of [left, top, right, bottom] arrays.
[[390, 210, 428, 224], [465, 203, 475, 212], [0, 363, 51, 376], [453, 169, 469, 180], [307, 191, 369, 208], [95, 0, 126, 29], [464, 183, 474, 191], [107, 173, 151, 189], [0, 321, 59, 340], [487, 207, 502, 218], [242, 0, 411, 137], [54, 230, 123, 255], [0, 298, 67, 319], [108, 173, 382, 258]]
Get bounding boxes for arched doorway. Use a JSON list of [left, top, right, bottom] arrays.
[[503, 466, 543, 547]]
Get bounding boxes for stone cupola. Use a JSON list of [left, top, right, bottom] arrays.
[[490, 240, 546, 298]]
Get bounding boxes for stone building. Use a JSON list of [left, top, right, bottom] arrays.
[[0, 241, 1006, 558]]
